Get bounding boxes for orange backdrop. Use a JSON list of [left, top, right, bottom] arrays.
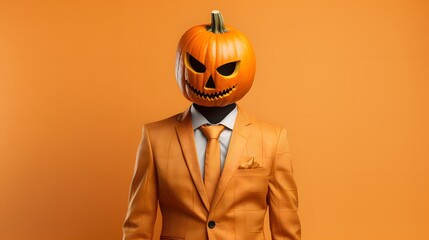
[[1, 0, 429, 239]]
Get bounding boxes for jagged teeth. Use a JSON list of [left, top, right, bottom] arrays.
[[186, 81, 237, 101]]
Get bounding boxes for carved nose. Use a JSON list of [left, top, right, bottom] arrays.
[[205, 75, 215, 89]]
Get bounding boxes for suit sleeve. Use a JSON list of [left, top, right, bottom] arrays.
[[123, 125, 158, 240], [268, 128, 301, 239]]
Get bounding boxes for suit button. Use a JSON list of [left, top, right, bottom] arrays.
[[208, 220, 216, 229]]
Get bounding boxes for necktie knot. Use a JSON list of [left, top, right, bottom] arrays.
[[200, 125, 225, 140]]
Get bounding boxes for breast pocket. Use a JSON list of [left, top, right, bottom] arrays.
[[235, 167, 268, 176], [235, 156, 271, 176]]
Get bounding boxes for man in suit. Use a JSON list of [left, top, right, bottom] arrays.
[[123, 11, 301, 240]]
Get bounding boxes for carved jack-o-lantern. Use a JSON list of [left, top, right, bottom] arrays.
[[175, 10, 256, 107]]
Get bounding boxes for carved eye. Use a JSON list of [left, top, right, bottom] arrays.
[[217, 61, 238, 76], [187, 53, 206, 73]]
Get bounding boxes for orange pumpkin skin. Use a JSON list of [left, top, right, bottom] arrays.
[[175, 11, 256, 107]]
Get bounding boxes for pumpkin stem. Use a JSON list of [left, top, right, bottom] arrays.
[[208, 10, 227, 33]]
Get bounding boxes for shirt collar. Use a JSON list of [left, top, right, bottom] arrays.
[[190, 104, 238, 130]]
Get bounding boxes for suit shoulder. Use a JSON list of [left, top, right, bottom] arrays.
[[142, 113, 181, 135], [146, 114, 179, 127], [243, 111, 288, 156], [247, 113, 285, 136]]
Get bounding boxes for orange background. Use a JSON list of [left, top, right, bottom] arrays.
[[1, 0, 429, 239]]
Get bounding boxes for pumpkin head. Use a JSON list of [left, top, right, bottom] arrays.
[[175, 10, 256, 107]]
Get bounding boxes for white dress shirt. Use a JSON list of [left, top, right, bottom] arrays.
[[190, 105, 238, 178]]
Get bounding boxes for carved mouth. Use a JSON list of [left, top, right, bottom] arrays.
[[186, 81, 237, 101]]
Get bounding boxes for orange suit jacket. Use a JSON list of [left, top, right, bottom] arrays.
[[123, 106, 301, 240]]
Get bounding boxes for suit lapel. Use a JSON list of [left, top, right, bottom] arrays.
[[175, 108, 211, 211], [211, 106, 252, 210]]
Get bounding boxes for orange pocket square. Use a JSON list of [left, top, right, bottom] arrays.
[[238, 157, 261, 169]]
